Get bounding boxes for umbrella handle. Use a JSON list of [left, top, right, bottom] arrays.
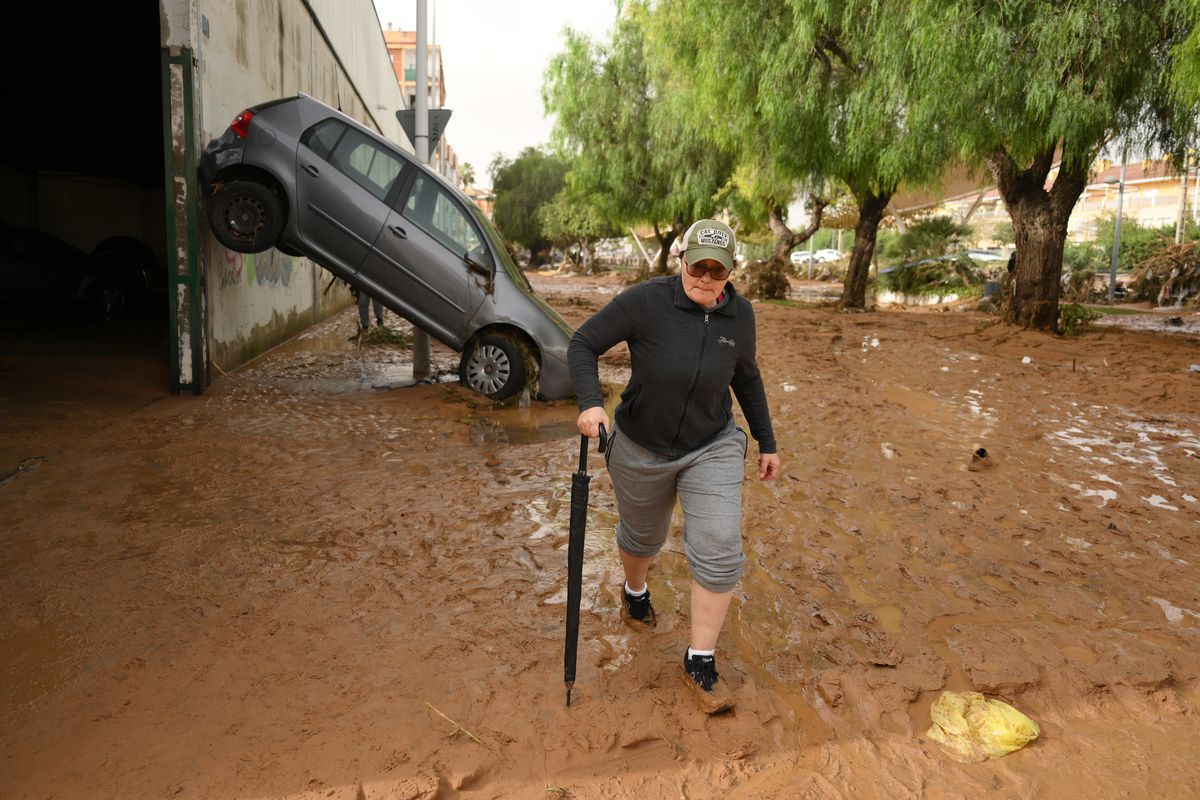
[[577, 423, 609, 472]]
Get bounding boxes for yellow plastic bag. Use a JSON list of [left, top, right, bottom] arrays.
[[926, 691, 1040, 763]]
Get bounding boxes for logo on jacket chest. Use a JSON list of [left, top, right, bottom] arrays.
[[717, 335, 736, 347]]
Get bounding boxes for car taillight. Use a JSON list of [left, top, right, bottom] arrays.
[[230, 109, 255, 138]]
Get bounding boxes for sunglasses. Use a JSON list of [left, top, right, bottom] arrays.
[[684, 260, 731, 281]]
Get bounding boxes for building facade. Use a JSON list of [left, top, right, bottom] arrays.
[[382, 26, 462, 187]]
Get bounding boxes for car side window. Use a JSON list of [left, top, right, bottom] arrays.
[[401, 175, 485, 261], [328, 129, 406, 202], [300, 119, 346, 161]]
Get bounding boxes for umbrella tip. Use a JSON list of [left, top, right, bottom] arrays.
[[566, 681, 574, 707]]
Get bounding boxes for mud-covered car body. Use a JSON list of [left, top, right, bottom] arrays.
[[199, 94, 573, 401]]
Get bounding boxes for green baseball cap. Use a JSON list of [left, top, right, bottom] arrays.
[[681, 219, 736, 272]]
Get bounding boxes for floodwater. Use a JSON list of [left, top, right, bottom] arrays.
[[2, 278, 1200, 799]]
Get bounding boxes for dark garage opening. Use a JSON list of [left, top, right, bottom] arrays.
[[0, 1, 170, 472]]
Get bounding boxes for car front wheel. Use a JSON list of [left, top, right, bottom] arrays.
[[209, 179, 285, 254], [459, 333, 528, 401]]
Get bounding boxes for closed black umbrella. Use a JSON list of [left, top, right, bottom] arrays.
[[564, 423, 607, 707]]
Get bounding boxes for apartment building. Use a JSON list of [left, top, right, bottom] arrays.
[[382, 25, 462, 186]]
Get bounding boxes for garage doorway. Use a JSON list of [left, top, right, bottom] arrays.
[[0, 0, 177, 472]]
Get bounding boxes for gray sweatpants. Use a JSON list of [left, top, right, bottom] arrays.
[[605, 422, 748, 592]]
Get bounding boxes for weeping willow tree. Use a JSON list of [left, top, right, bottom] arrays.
[[646, 0, 951, 309], [543, 10, 734, 275], [892, 0, 1199, 330]]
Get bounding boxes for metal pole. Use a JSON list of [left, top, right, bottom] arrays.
[[412, 0, 433, 380], [1108, 151, 1127, 303], [1177, 163, 1189, 245], [807, 232, 814, 280]]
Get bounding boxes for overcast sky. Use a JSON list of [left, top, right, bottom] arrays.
[[372, 1, 618, 185]]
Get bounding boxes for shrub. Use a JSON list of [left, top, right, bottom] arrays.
[[1059, 303, 1102, 335]]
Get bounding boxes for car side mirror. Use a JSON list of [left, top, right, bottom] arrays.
[[465, 250, 493, 276]]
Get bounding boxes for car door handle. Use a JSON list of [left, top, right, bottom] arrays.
[[302, 163, 320, 177], [389, 225, 407, 239]]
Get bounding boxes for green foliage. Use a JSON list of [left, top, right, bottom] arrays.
[[1059, 303, 1103, 336], [538, 189, 622, 262], [490, 148, 568, 261], [1062, 241, 1106, 275], [543, 10, 733, 252], [896, 1, 1197, 174], [878, 216, 973, 265], [460, 162, 475, 189], [645, 0, 956, 307], [875, 256, 983, 294], [1092, 214, 1200, 273]]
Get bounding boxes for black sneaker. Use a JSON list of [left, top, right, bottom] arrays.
[[621, 585, 657, 628], [682, 651, 735, 713]]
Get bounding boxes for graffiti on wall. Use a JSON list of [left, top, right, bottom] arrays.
[[218, 248, 245, 289], [216, 248, 295, 290]]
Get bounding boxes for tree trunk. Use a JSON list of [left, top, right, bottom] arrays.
[[652, 219, 685, 276], [840, 189, 891, 310], [749, 197, 829, 300], [987, 145, 1089, 331]]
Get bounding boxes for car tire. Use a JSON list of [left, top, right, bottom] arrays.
[[209, 179, 285, 254], [459, 333, 528, 401]]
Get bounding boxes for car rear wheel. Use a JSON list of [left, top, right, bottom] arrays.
[[459, 333, 528, 401], [209, 179, 285, 254]]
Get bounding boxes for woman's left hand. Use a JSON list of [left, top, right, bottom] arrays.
[[759, 453, 780, 481]]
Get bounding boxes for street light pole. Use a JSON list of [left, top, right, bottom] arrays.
[[1107, 150, 1127, 303], [412, 0, 433, 380]]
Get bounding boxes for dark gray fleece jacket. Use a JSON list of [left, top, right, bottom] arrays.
[[568, 275, 777, 459]]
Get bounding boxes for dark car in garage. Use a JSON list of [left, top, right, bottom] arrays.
[[198, 94, 574, 402], [0, 224, 151, 321]]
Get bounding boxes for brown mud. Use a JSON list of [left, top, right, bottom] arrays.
[[2, 274, 1199, 798]]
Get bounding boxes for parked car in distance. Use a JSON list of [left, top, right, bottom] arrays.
[[0, 223, 149, 320], [966, 249, 1007, 262], [199, 93, 573, 402], [790, 248, 842, 266]]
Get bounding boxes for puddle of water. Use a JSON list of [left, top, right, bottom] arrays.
[[1144, 494, 1180, 511], [873, 604, 906, 634], [1094, 311, 1200, 335], [468, 382, 624, 448], [1149, 597, 1200, 625]]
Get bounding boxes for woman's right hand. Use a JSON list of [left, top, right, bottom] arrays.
[[576, 407, 610, 439]]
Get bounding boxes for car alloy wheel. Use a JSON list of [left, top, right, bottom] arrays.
[[459, 333, 528, 401]]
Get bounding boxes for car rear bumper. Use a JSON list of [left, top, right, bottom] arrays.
[[198, 129, 246, 189]]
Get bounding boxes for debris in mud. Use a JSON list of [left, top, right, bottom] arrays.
[[926, 691, 1040, 763]]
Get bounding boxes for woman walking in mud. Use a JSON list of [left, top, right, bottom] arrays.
[[568, 218, 780, 713]]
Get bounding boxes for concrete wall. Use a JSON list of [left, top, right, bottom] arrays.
[[177, 0, 411, 373]]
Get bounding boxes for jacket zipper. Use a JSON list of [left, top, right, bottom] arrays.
[[670, 312, 709, 450]]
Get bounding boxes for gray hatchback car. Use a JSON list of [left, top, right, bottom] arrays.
[[199, 93, 574, 401]]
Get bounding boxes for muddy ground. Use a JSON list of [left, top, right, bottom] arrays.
[[2, 274, 1199, 799]]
